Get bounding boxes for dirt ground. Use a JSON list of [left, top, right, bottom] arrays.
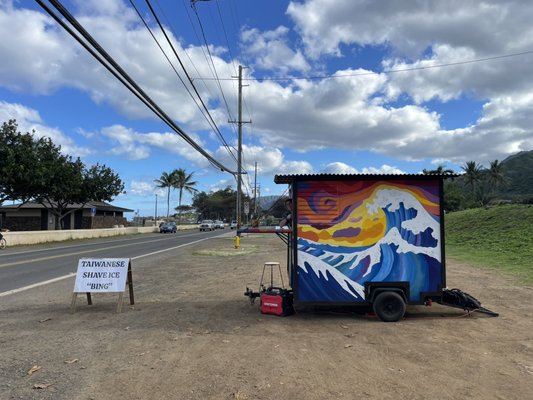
[[1, 233, 532, 400]]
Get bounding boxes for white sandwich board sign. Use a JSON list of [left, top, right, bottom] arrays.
[[71, 258, 134, 313], [74, 258, 130, 293]]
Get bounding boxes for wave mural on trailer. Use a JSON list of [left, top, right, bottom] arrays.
[[295, 180, 443, 302]]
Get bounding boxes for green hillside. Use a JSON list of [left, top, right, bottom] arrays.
[[445, 204, 533, 284], [499, 150, 533, 198]]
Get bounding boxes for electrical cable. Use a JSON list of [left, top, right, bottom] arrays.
[[214, 0, 240, 143], [190, 0, 248, 178], [142, 0, 238, 166], [190, 1, 235, 124], [195, 49, 533, 82], [128, 0, 219, 137], [37, 0, 235, 174]]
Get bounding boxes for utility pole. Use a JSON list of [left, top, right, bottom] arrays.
[[253, 162, 258, 215], [229, 65, 251, 229], [154, 194, 158, 226]]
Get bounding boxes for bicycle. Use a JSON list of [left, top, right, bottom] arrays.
[[0, 233, 6, 249]]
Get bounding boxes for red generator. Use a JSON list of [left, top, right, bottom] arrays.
[[260, 287, 294, 317]]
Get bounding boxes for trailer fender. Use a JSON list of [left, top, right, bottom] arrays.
[[368, 287, 407, 304]]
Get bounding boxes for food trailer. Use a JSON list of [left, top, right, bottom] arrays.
[[243, 174, 497, 322]]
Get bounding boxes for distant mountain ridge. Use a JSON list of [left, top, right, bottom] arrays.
[[258, 195, 283, 209], [500, 150, 533, 197]]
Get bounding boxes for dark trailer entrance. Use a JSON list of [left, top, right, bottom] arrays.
[[275, 174, 447, 320]]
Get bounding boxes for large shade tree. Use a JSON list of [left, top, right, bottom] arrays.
[[192, 187, 251, 222], [0, 120, 61, 204], [1, 119, 124, 229], [33, 159, 124, 230]]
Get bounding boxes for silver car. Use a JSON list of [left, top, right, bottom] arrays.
[[199, 220, 215, 231]]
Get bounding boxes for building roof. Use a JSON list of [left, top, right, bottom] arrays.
[[0, 201, 133, 212], [274, 173, 458, 184]]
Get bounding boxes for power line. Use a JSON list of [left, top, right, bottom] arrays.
[[194, 49, 533, 82], [158, 0, 242, 147], [139, 0, 239, 165], [191, 1, 251, 181], [190, 1, 235, 123], [37, 0, 235, 174], [129, 1, 217, 135]]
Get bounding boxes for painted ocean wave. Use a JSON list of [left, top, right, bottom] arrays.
[[296, 188, 443, 302]]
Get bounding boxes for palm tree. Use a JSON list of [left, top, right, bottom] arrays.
[[154, 171, 176, 220], [461, 161, 484, 192], [172, 168, 198, 225], [487, 160, 507, 189], [422, 165, 455, 175]]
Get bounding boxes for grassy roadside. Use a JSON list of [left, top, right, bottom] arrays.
[[445, 204, 533, 284]]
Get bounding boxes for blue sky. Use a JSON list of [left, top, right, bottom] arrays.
[[1, 0, 533, 218]]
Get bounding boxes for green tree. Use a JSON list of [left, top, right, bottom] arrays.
[[192, 191, 210, 220], [1, 119, 124, 229], [154, 171, 176, 220], [422, 165, 455, 175], [172, 168, 198, 225], [487, 160, 507, 189], [461, 161, 485, 206], [81, 164, 125, 203], [0, 120, 62, 204], [192, 187, 250, 222], [461, 161, 484, 191], [443, 179, 464, 212], [34, 158, 124, 230]]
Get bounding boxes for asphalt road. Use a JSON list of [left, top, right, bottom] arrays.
[[0, 228, 230, 295]]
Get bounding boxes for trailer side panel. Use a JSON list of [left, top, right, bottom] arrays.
[[294, 178, 444, 304]]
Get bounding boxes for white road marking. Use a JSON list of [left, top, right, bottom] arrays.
[[0, 236, 215, 297]]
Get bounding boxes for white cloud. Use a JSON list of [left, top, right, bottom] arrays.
[[207, 179, 234, 193], [384, 44, 533, 104], [232, 144, 312, 176], [2, 0, 532, 175], [240, 26, 310, 74], [100, 124, 210, 164], [322, 162, 404, 175], [0, 100, 91, 157], [0, 2, 236, 129], [360, 165, 404, 175], [246, 72, 441, 156], [287, 0, 533, 59], [322, 162, 357, 174], [129, 180, 159, 196]]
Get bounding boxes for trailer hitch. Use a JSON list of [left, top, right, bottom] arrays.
[[244, 287, 261, 304], [439, 288, 499, 317]]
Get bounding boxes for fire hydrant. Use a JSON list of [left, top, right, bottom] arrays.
[[234, 235, 240, 249]]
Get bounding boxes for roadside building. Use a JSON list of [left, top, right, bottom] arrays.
[[0, 201, 133, 231]]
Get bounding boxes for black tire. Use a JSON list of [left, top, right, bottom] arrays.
[[372, 291, 406, 322], [0, 238, 6, 249]]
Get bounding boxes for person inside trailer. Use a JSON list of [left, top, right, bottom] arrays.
[[279, 198, 292, 228]]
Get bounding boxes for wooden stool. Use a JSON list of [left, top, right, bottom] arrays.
[[261, 261, 285, 289]]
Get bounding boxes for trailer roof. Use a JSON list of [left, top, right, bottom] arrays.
[[274, 173, 458, 184]]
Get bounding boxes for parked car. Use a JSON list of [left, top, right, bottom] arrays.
[[199, 220, 215, 231], [214, 220, 225, 229], [230, 220, 237, 229], [159, 222, 177, 233]]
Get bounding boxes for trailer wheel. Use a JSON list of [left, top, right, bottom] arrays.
[[373, 291, 406, 322]]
